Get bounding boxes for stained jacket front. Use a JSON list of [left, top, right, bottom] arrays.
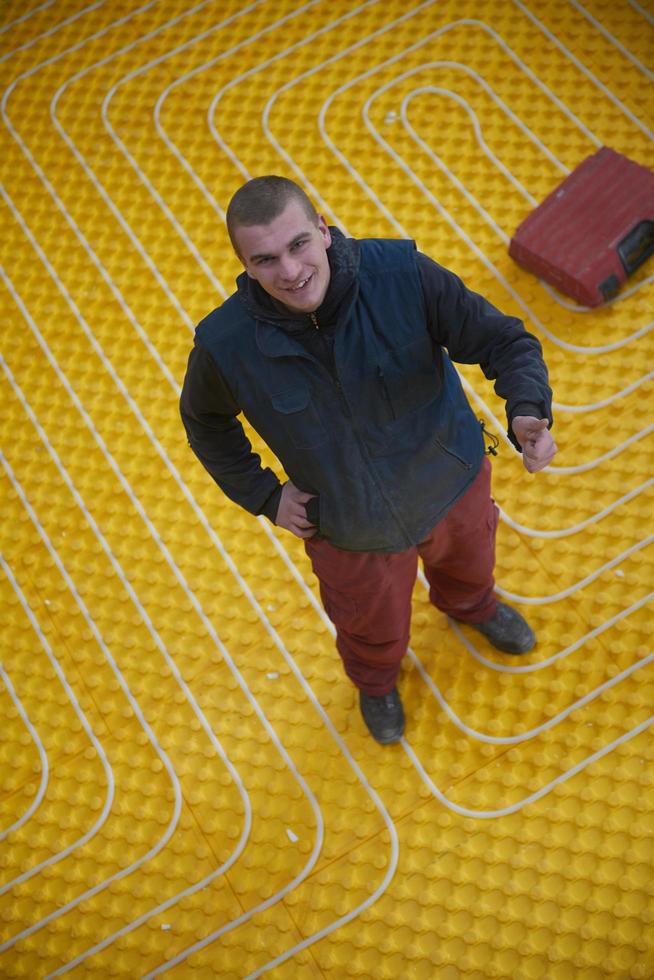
[[181, 236, 552, 552]]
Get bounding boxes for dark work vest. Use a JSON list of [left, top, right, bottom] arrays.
[[196, 238, 484, 552]]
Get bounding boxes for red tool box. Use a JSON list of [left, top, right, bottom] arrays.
[[509, 147, 654, 306]]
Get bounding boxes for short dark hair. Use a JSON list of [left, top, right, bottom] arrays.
[[226, 175, 318, 255]]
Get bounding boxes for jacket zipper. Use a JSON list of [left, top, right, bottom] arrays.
[[310, 312, 319, 330], [435, 437, 472, 469]]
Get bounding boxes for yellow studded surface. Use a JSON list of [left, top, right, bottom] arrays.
[[1, 0, 653, 976]]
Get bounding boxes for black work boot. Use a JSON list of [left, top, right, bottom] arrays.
[[468, 601, 536, 654], [359, 688, 405, 744]]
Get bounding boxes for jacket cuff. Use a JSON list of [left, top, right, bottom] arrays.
[[258, 484, 283, 523], [511, 402, 545, 422]]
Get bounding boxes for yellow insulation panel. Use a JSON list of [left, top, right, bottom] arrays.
[[0, 0, 652, 977]]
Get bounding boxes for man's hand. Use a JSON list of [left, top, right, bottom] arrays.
[[275, 481, 317, 538], [511, 416, 558, 473]]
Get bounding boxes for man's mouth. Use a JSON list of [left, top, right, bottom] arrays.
[[287, 274, 312, 293]]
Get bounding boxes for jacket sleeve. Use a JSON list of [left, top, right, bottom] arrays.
[[416, 252, 553, 447], [180, 344, 282, 516]]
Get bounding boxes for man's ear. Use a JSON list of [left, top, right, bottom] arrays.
[[316, 214, 331, 247], [241, 257, 258, 280]]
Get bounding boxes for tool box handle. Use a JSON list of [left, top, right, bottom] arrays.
[[618, 220, 654, 274]]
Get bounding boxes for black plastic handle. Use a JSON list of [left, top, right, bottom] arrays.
[[618, 220, 654, 274]]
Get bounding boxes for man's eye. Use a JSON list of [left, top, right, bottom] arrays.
[[292, 239, 307, 250]]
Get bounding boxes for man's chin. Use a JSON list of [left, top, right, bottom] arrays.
[[280, 285, 324, 313]]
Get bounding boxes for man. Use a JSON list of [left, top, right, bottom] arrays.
[[180, 175, 557, 744]]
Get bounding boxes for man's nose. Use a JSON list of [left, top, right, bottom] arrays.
[[279, 254, 302, 281]]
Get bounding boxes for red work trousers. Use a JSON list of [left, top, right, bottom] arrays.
[[304, 458, 499, 695]]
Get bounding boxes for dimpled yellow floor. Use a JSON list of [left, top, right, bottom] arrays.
[[0, 0, 653, 977]]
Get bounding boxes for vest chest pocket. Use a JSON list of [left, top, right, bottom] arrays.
[[270, 385, 327, 449]]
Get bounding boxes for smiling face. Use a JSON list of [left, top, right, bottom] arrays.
[[234, 200, 332, 313]]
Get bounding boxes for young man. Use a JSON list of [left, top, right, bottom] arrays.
[[180, 176, 557, 744]]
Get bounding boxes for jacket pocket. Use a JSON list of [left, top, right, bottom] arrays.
[[435, 436, 473, 470], [270, 385, 327, 449]]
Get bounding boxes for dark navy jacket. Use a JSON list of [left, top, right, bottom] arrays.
[[181, 238, 552, 552]]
